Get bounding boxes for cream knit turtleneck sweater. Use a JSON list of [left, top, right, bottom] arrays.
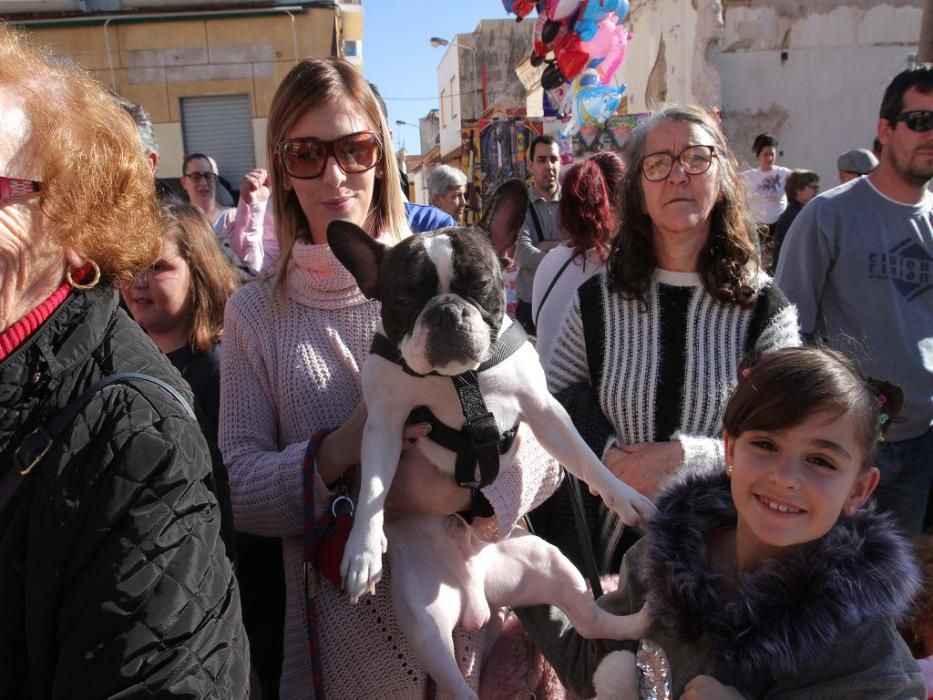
[[220, 240, 561, 698]]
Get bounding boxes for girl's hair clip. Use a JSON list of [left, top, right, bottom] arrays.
[[741, 367, 751, 378]]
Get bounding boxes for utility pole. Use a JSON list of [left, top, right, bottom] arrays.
[[920, 0, 933, 63]]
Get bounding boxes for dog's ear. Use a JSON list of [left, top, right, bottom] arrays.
[[327, 220, 386, 299]]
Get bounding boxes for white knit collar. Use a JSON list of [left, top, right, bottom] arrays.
[[654, 268, 701, 287]]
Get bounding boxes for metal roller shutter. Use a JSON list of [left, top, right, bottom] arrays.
[[180, 94, 255, 185]]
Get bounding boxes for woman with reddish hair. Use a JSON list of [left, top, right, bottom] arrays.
[[531, 152, 624, 366]]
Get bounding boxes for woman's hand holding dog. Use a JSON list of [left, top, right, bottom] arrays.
[[316, 402, 471, 515], [317, 402, 429, 485], [603, 441, 684, 498]]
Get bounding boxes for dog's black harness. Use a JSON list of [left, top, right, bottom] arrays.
[[369, 322, 528, 489]]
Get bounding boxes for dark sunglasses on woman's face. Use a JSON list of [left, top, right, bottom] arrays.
[[0, 175, 41, 201], [892, 110, 933, 133], [276, 131, 382, 180]]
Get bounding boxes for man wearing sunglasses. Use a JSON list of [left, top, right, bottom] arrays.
[[776, 65, 933, 536]]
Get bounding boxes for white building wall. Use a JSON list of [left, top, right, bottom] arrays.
[[409, 168, 428, 205], [437, 44, 464, 159], [717, 2, 921, 185], [621, 0, 921, 188]]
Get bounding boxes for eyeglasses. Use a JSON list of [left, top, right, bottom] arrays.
[[891, 110, 933, 133], [641, 145, 717, 182], [183, 171, 217, 183], [276, 131, 382, 180], [0, 175, 41, 201]]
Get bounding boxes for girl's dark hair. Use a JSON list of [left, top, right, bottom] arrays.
[[752, 133, 779, 156], [722, 346, 903, 468], [785, 169, 819, 200], [607, 104, 758, 310], [559, 159, 617, 263], [478, 178, 528, 261], [160, 201, 240, 352]]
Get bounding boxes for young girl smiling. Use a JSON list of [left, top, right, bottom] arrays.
[[520, 346, 924, 699]]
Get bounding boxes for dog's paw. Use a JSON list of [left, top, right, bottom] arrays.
[[340, 528, 385, 604], [593, 650, 639, 700], [595, 479, 657, 527]]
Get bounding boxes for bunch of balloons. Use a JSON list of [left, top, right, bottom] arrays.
[[502, 0, 632, 135]]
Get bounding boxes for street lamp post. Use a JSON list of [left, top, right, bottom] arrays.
[[430, 36, 479, 120], [394, 119, 420, 152]]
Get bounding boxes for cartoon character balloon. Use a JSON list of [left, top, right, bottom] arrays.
[[545, 0, 583, 21], [574, 0, 629, 41], [502, 0, 542, 20], [560, 69, 626, 136]]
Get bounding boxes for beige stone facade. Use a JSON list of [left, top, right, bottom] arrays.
[[7, 1, 363, 178]]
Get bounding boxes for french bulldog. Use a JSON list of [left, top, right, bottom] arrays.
[[326, 220, 654, 700]]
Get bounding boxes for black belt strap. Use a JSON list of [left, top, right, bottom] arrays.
[[371, 321, 528, 489], [1, 372, 194, 515]]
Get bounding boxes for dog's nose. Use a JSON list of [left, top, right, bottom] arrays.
[[432, 303, 465, 330]]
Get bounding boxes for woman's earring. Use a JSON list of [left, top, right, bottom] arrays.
[[726, 463, 734, 476], [846, 504, 857, 516], [66, 260, 101, 290]]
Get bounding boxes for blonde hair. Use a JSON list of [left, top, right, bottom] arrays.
[[0, 24, 160, 285], [266, 58, 409, 297], [159, 202, 240, 352]]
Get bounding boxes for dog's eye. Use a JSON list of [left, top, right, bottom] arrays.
[[469, 283, 487, 297], [394, 297, 413, 307]]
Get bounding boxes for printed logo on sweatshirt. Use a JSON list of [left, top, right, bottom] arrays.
[[757, 173, 784, 194], [868, 239, 933, 301]]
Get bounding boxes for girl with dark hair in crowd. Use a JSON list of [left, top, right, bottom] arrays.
[[771, 168, 820, 272], [532, 151, 624, 366], [122, 199, 240, 551], [532, 105, 800, 575], [479, 177, 530, 318], [522, 346, 923, 699]]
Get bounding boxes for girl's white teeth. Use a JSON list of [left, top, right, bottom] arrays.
[[763, 497, 800, 513]]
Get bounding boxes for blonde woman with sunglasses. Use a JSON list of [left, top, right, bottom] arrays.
[[218, 58, 560, 699]]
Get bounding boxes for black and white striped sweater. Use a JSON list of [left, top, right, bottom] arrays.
[[539, 268, 800, 571]]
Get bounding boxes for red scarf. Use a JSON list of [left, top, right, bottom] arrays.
[[0, 280, 72, 363]]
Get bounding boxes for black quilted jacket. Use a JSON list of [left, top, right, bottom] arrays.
[[0, 285, 249, 699]]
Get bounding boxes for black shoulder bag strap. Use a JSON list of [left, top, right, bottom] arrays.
[[569, 278, 607, 598], [527, 200, 545, 245], [0, 372, 194, 515], [534, 254, 575, 329]]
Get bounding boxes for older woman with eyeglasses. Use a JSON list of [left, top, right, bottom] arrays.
[[219, 57, 560, 699], [0, 26, 247, 698], [530, 104, 800, 575]]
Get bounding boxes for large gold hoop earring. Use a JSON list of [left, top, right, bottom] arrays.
[[66, 260, 101, 290]]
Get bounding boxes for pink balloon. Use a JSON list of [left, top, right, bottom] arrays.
[[595, 29, 633, 84], [579, 17, 618, 59]]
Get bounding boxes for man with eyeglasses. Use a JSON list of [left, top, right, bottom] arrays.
[[776, 65, 933, 536]]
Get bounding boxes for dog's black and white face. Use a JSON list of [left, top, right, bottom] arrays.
[[328, 220, 505, 376]]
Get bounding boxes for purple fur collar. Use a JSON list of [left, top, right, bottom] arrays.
[[642, 471, 919, 687]]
